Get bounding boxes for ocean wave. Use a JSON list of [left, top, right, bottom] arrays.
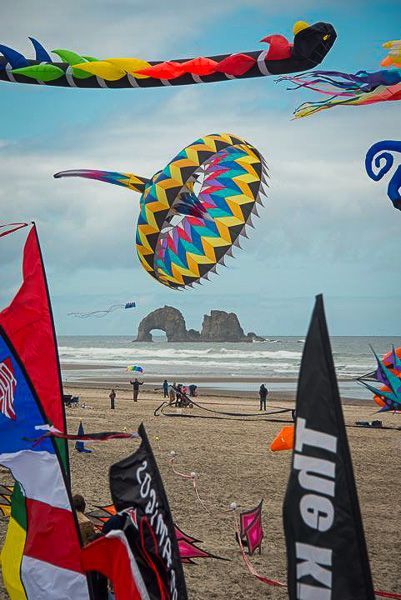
[[59, 345, 302, 362], [60, 356, 300, 372]]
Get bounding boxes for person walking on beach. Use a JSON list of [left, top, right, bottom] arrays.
[[130, 378, 143, 402], [259, 384, 268, 411], [109, 389, 116, 410], [162, 379, 169, 398]]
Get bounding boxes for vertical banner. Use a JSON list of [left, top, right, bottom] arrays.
[[0, 224, 89, 599], [283, 295, 375, 600], [109, 423, 187, 600]]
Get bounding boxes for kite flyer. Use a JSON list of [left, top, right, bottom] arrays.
[[259, 384, 268, 411], [130, 378, 143, 402]]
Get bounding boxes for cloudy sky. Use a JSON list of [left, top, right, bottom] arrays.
[[0, 0, 400, 336]]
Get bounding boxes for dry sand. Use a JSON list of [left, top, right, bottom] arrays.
[[1, 387, 400, 599]]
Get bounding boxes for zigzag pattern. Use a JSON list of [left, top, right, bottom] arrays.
[[136, 133, 268, 289]]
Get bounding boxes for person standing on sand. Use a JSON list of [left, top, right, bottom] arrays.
[[109, 389, 116, 409], [259, 384, 268, 411], [169, 386, 175, 405], [162, 379, 169, 398], [130, 378, 143, 402]]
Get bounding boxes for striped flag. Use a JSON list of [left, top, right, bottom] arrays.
[[0, 225, 89, 600]]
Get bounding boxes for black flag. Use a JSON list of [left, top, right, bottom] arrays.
[[109, 423, 187, 600], [283, 295, 375, 600]]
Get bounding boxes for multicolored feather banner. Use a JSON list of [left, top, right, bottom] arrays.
[[0, 224, 89, 600]]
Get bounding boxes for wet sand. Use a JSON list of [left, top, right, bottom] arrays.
[[0, 387, 400, 599]]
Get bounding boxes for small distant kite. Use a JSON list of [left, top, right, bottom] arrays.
[[68, 301, 136, 318], [55, 133, 269, 289], [365, 140, 401, 210], [0, 22, 336, 89], [127, 365, 144, 373], [358, 346, 401, 412], [278, 68, 401, 118]]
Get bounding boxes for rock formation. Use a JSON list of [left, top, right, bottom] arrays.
[[135, 306, 200, 342], [201, 310, 245, 342], [136, 306, 187, 342], [135, 307, 263, 342]]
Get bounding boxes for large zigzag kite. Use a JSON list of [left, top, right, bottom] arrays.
[[55, 133, 269, 289]]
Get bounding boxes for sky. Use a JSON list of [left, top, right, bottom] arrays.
[[0, 0, 400, 337]]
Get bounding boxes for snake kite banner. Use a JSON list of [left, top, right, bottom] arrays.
[[55, 133, 268, 289], [0, 21, 335, 89], [283, 295, 375, 600]]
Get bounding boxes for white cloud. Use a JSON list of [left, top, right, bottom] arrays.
[[0, 11, 400, 334], [1, 0, 320, 57]]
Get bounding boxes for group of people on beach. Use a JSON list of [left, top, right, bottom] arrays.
[[108, 378, 199, 409], [109, 380, 269, 410], [167, 382, 198, 407]]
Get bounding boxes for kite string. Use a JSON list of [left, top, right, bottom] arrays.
[[168, 456, 401, 598], [169, 457, 217, 518], [169, 456, 235, 519]]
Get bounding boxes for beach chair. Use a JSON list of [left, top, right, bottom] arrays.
[[63, 394, 79, 408]]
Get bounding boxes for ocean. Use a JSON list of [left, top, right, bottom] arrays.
[[59, 335, 401, 399]]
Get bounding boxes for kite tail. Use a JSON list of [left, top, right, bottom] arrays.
[[54, 169, 150, 193], [278, 70, 397, 93], [292, 93, 364, 118]]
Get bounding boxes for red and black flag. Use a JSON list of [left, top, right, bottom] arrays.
[[283, 295, 375, 600], [82, 423, 187, 600]]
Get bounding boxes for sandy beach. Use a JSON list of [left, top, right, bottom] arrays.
[[1, 386, 399, 599]]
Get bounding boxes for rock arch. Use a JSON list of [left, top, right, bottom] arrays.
[[135, 306, 263, 342], [135, 306, 191, 342]]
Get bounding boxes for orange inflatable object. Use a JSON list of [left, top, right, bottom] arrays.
[[374, 386, 389, 408], [270, 425, 295, 452]]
